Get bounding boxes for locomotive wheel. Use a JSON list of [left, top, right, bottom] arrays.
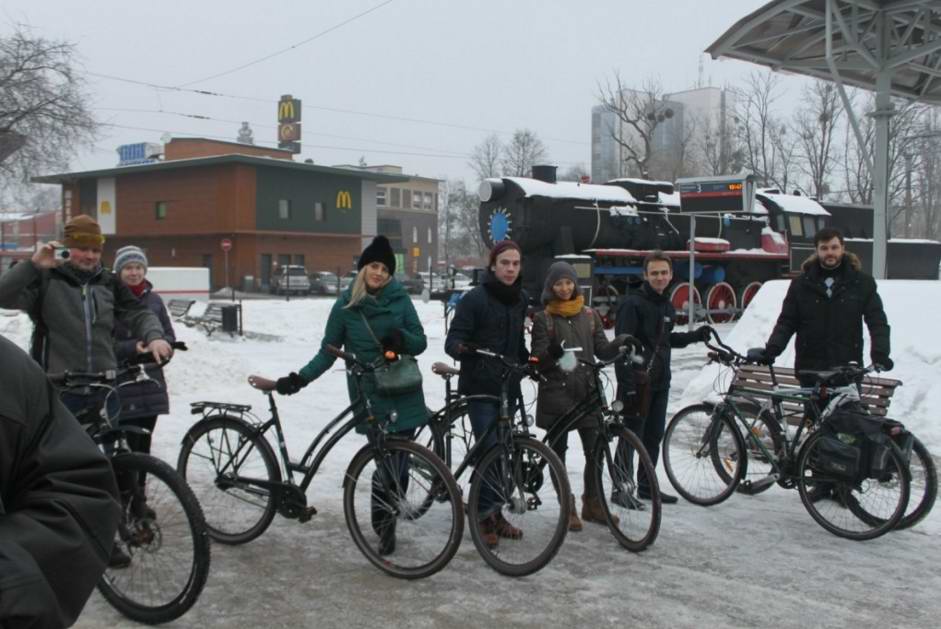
[[669, 282, 701, 325], [737, 282, 763, 318], [705, 282, 737, 324]]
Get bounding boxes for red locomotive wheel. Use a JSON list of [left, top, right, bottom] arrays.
[[669, 282, 701, 325], [705, 282, 737, 324], [738, 281, 763, 316]]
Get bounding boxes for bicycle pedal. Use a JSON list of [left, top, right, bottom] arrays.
[[298, 506, 318, 523]]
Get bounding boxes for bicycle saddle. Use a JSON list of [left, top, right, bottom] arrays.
[[431, 362, 460, 377], [248, 375, 277, 391]]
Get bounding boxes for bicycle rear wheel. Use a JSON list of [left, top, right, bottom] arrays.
[[177, 415, 280, 544], [594, 426, 661, 551], [797, 431, 910, 540], [663, 404, 744, 506], [99, 453, 211, 624], [344, 440, 464, 579], [467, 437, 570, 577], [898, 436, 937, 530]]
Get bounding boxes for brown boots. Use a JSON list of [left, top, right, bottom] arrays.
[[477, 511, 524, 548], [581, 495, 619, 526], [568, 495, 583, 531]]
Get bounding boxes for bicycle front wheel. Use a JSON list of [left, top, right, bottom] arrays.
[[898, 436, 937, 530], [99, 453, 211, 624], [663, 404, 744, 506], [177, 415, 280, 544], [797, 431, 910, 541], [594, 426, 661, 552], [344, 440, 464, 579], [467, 437, 571, 577]]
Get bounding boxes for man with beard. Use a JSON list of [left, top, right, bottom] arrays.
[[445, 240, 529, 548]]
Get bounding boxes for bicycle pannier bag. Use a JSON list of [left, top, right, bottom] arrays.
[[815, 434, 862, 480]]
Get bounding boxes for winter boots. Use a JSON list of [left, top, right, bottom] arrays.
[[568, 495, 583, 531], [581, 495, 619, 526]]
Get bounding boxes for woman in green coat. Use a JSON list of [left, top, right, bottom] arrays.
[[274, 235, 428, 554]]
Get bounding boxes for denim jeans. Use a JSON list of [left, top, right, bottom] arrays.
[[468, 399, 503, 520], [623, 387, 670, 495]]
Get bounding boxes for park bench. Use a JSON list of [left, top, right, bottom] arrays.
[[728, 364, 901, 424], [189, 302, 241, 337], [166, 299, 196, 321]]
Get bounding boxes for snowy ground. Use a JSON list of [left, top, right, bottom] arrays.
[[2, 290, 938, 629]]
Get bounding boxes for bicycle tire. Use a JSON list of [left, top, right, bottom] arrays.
[[898, 436, 938, 529], [343, 440, 464, 579], [594, 426, 661, 551], [467, 437, 571, 577], [663, 404, 744, 506], [99, 453, 211, 624], [177, 415, 280, 544], [797, 431, 910, 541], [714, 403, 785, 495]]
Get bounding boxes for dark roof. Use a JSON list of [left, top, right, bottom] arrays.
[[706, 0, 941, 105], [32, 154, 410, 184]]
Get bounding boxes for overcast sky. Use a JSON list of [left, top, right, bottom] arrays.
[[3, 0, 812, 185]]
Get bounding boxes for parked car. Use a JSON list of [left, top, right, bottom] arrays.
[[270, 265, 311, 295], [310, 271, 340, 295], [394, 272, 425, 295], [339, 270, 359, 291]]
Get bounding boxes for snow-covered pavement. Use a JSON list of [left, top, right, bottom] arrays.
[[2, 293, 937, 628]]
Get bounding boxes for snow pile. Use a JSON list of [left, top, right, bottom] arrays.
[[681, 280, 941, 450]]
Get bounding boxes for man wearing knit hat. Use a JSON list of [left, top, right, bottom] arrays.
[[0, 214, 172, 387]]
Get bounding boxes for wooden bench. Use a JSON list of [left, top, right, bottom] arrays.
[[166, 299, 196, 321], [191, 302, 241, 337], [729, 364, 901, 423]]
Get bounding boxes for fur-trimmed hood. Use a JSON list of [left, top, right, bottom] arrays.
[[801, 251, 862, 273]]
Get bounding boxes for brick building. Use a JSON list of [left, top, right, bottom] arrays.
[[0, 210, 60, 272], [33, 138, 407, 290]]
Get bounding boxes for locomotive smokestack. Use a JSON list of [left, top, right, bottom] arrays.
[[531, 164, 557, 184]]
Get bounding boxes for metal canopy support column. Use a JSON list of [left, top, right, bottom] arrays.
[[871, 71, 895, 279]]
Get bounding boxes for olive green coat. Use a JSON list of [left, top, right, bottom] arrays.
[[298, 279, 428, 433]]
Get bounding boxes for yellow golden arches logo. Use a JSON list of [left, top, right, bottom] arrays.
[[278, 101, 294, 120], [100, 200, 112, 215], [336, 190, 352, 209]]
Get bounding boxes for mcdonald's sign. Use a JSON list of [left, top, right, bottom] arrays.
[[336, 190, 352, 209], [277, 95, 301, 123]]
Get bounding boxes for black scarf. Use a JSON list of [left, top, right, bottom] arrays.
[[641, 281, 668, 303], [484, 275, 522, 305]]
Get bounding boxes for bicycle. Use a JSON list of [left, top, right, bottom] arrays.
[[415, 348, 572, 577], [51, 354, 211, 625], [662, 331, 911, 541], [176, 344, 464, 580]]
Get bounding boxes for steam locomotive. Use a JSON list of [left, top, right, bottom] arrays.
[[478, 166, 941, 325]]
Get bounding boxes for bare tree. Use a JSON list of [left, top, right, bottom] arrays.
[[0, 26, 97, 194], [469, 133, 503, 182], [794, 81, 843, 199], [597, 72, 674, 178], [732, 71, 795, 189], [500, 129, 548, 177], [559, 163, 589, 182], [443, 179, 487, 258]]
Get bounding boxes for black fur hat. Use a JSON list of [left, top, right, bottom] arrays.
[[358, 235, 396, 275]]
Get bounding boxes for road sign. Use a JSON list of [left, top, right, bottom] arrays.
[[221, 238, 232, 252]]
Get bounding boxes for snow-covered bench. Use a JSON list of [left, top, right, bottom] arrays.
[[167, 299, 196, 321], [729, 364, 901, 422]]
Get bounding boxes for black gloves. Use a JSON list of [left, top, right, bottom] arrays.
[[872, 354, 894, 372], [457, 342, 478, 356], [381, 329, 405, 354], [695, 326, 714, 343], [746, 347, 771, 364], [546, 340, 565, 360], [276, 372, 306, 395], [612, 334, 643, 354]]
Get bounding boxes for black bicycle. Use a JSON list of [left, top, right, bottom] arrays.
[[176, 345, 464, 579], [51, 356, 211, 625], [662, 332, 911, 541], [415, 348, 572, 577]]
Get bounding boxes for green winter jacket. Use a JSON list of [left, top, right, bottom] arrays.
[[298, 278, 428, 433]]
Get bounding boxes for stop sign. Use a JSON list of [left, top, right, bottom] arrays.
[[221, 238, 232, 252]]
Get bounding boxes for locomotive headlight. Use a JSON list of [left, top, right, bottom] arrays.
[[478, 179, 505, 202], [611, 400, 624, 413]]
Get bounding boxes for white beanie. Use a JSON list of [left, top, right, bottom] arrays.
[[114, 245, 148, 273]]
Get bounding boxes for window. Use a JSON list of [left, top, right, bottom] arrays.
[[433, 193, 438, 212], [403, 190, 412, 209], [376, 187, 386, 207], [427, 227, 433, 244], [278, 199, 291, 220], [390, 188, 401, 207], [412, 226, 418, 243], [201, 254, 212, 269], [413, 190, 423, 209], [788, 215, 803, 237], [155, 201, 167, 220], [423, 192, 433, 210], [802, 216, 816, 238], [775, 213, 787, 233], [314, 202, 325, 222], [293, 254, 305, 267]]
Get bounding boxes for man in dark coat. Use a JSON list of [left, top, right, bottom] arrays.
[[445, 240, 529, 547], [0, 334, 120, 628], [615, 251, 712, 504], [759, 227, 892, 373]]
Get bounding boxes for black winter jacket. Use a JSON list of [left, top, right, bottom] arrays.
[[0, 334, 120, 629], [444, 273, 530, 397], [113, 281, 177, 420], [765, 252, 890, 373], [614, 282, 700, 392]]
